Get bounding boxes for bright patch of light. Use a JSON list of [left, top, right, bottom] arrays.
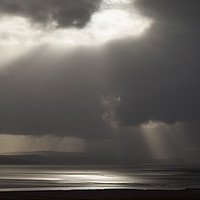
[[0, 45, 30, 69], [60, 172, 139, 184], [0, 0, 152, 46], [0, 17, 44, 45], [141, 122, 170, 159], [87, 9, 150, 43], [101, 0, 131, 8], [67, 174, 111, 182], [142, 121, 162, 129]]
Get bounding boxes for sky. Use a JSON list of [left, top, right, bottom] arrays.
[[0, 0, 200, 164]]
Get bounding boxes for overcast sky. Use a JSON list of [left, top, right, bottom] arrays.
[[0, 0, 200, 163]]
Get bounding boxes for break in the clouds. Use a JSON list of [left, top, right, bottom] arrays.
[[0, 0, 151, 45]]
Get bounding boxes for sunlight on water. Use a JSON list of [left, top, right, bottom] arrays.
[[0, 165, 200, 191]]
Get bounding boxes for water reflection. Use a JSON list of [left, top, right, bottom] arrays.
[[0, 165, 200, 191]]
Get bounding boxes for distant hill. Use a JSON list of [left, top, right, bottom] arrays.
[[0, 151, 186, 165], [0, 155, 37, 165], [0, 151, 116, 165]]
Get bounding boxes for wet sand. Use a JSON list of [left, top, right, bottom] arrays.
[[0, 189, 200, 200]]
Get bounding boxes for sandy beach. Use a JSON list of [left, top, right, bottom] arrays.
[[0, 189, 200, 200]]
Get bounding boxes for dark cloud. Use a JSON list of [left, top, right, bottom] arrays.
[[0, 0, 101, 28], [135, 0, 200, 28], [103, 0, 200, 126], [0, 46, 111, 138]]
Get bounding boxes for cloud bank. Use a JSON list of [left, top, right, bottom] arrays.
[[0, 0, 101, 28], [106, 0, 200, 126], [0, 47, 112, 138], [0, 0, 200, 143], [0, 0, 151, 46]]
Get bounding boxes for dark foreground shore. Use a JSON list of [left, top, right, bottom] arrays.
[[0, 189, 200, 200]]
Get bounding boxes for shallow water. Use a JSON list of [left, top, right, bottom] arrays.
[[0, 165, 200, 191]]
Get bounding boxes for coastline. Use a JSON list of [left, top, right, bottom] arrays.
[[0, 189, 200, 200]]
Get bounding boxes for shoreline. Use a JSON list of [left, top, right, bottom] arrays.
[[1, 189, 200, 200]]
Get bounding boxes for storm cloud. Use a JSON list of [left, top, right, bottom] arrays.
[[103, 0, 200, 126], [0, 0, 200, 140], [0, 46, 111, 138], [0, 0, 101, 28], [135, 0, 200, 27], [106, 34, 200, 126]]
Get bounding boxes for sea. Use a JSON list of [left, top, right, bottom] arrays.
[[0, 164, 200, 191]]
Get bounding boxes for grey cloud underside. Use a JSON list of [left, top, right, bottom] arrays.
[[105, 0, 200, 126], [0, 0, 101, 28], [107, 36, 200, 126], [135, 0, 200, 27], [0, 48, 111, 138]]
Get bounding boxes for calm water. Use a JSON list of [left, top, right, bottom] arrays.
[[0, 165, 200, 191]]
